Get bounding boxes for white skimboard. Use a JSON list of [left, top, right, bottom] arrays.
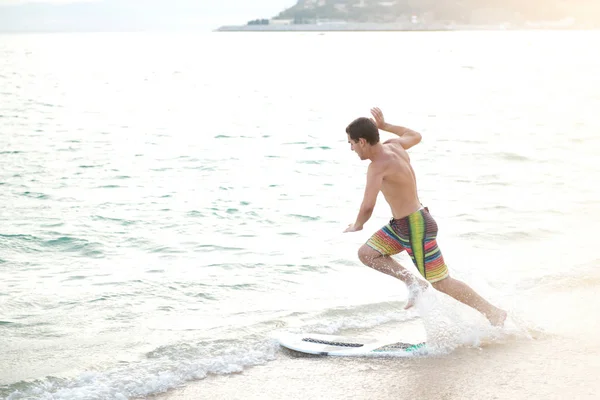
[[277, 332, 427, 357]]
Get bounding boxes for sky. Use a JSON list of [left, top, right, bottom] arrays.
[[0, 0, 297, 32]]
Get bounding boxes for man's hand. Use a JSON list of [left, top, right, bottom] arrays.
[[370, 107, 387, 130], [344, 223, 363, 233], [371, 107, 422, 150]]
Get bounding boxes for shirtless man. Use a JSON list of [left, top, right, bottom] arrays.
[[343, 107, 507, 327]]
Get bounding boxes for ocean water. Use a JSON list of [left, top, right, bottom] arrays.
[[1, 30, 599, 399]]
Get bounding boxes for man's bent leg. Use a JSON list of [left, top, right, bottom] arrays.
[[358, 244, 429, 309], [432, 276, 507, 327], [391, 209, 506, 324]]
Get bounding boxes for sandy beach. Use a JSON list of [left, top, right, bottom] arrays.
[[153, 336, 600, 400], [152, 282, 600, 400]]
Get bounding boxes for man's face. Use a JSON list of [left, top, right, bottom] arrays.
[[347, 135, 367, 160]]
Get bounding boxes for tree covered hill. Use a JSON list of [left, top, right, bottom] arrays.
[[269, 0, 599, 26]]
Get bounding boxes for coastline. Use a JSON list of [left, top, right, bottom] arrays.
[[148, 282, 600, 400], [149, 335, 600, 400], [215, 23, 503, 32], [214, 22, 591, 32]]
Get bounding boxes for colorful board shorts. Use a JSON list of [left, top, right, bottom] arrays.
[[365, 207, 449, 283]]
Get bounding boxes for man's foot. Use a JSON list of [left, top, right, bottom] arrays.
[[404, 280, 430, 309], [487, 308, 508, 327]]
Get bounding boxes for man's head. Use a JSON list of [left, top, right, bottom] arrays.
[[346, 117, 380, 160]]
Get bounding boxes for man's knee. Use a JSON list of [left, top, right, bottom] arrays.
[[431, 276, 452, 292], [357, 244, 382, 266]]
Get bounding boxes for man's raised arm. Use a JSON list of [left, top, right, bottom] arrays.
[[371, 107, 422, 150]]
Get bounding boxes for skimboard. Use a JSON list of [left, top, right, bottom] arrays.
[[277, 332, 427, 357]]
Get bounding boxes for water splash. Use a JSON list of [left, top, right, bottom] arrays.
[[414, 288, 535, 355]]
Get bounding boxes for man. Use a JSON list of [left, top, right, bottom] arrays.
[[343, 107, 507, 327]]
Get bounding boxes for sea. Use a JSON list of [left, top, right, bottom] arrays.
[[1, 30, 599, 400]]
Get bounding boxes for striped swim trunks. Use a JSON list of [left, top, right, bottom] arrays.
[[365, 207, 449, 283]]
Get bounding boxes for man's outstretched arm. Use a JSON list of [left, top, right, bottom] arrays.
[[371, 107, 422, 150], [344, 164, 383, 232]]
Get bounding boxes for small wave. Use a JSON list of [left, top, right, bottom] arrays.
[[287, 214, 320, 221], [63, 276, 87, 281], [40, 222, 64, 228], [195, 244, 244, 252], [41, 236, 103, 254], [148, 246, 184, 254], [478, 181, 509, 187], [283, 301, 418, 336], [187, 292, 218, 300], [2, 339, 278, 400], [216, 283, 257, 291], [0, 234, 37, 240], [495, 152, 530, 162], [88, 297, 109, 303], [95, 185, 121, 189], [91, 216, 137, 226], [0, 234, 43, 254], [297, 160, 323, 165], [481, 205, 510, 211], [21, 191, 49, 199], [278, 232, 300, 236], [205, 263, 266, 270], [36, 101, 57, 108]]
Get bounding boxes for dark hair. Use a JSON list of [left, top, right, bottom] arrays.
[[346, 117, 379, 145]]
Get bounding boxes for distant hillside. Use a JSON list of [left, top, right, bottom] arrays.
[[268, 0, 599, 27]]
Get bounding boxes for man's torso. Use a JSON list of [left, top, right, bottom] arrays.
[[374, 143, 421, 219]]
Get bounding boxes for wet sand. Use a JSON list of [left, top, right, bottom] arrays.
[[151, 284, 600, 400], [153, 337, 599, 400]]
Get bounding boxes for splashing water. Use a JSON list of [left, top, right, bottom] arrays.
[[414, 287, 536, 355]]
